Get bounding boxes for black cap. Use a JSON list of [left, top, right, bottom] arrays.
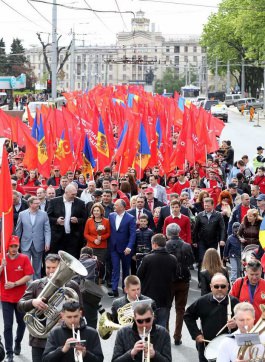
[[257, 146, 264, 151], [228, 182, 237, 189]]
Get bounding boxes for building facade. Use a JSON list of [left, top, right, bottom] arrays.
[[25, 11, 206, 92]]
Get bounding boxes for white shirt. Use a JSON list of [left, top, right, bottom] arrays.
[[80, 190, 93, 205], [63, 198, 73, 234], [115, 212, 125, 230], [29, 211, 37, 226]]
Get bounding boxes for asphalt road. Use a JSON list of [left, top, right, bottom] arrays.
[[1, 107, 265, 361]]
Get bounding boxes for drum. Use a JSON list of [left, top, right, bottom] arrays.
[[204, 334, 229, 362]]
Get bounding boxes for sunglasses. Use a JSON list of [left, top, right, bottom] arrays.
[[141, 187, 147, 189], [213, 284, 227, 289], [136, 317, 152, 324]]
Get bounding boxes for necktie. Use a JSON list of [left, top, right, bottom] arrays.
[[138, 210, 141, 220], [148, 201, 153, 212]]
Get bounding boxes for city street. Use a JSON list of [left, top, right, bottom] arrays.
[[0, 107, 264, 361]]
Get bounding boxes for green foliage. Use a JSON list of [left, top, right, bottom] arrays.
[[155, 68, 187, 94], [201, 0, 265, 95], [0, 38, 8, 75]]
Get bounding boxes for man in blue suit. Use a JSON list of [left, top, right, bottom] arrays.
[[128, 196, 155, 230], [109, 199, 136, 297]]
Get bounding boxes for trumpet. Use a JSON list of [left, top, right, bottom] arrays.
[[72, 324, 83, 362], [142, 327, 150, 362]]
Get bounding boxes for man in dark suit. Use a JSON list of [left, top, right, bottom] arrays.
[[156, 193, 190, 233], [143, 188, 164, 214], [13, 190, 28, 228], [108, 199, 136, 297], [36, 187, 49, 211], [47, 184, 87, 259], [128, 195, 155, 230], [55, 176, 69, 197]]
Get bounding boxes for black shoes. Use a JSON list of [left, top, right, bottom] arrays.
[[108, 290, 119, 298], [174, 339, 182, 346], [5, 354, 14, 362], [14, 342, 21, 355]]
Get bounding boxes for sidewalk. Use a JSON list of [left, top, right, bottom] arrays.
[[229, 106, 265, 126]]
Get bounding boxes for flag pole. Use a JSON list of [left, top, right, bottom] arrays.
[[1, 212, 7, 284], [117, 157, 123, 180]]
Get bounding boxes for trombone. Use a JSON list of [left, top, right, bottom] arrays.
[[142, 327, 151, 362]]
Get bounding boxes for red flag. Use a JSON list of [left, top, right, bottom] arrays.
[[26, 105, 34, 127], [170, 106, 189, 169], [0, 147, 13, 252]]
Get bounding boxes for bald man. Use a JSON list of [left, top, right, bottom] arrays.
[[47, 184, 87, 258]]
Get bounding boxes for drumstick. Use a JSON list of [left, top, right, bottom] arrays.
[[201, 339, 211, 343], [216, 317, 235, 337]]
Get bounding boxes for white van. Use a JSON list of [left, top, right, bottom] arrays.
[[225, 94, 242, 107]]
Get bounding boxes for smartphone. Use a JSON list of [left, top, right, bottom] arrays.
[[69, 340, 86, 347]]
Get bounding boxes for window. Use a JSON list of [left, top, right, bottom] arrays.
[[166, 56, 169, 62], [77, 55, 81, 62], [132, 74, 136, 80], [174, 56, 179, 65], [77, 63, 81, 75], [174, 46, 180, 53], [184, 56, 188, 62], [155, 47, 158, 53], [184, 46, 188, 52], [193, 46, 197, 53], [166, 46, 170, 53], [77, 83, 80, 89]]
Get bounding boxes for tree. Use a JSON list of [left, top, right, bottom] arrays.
[[37, 32, 72, 78], [200, 0, 265, 96], [7, 38, 27, 75], [155, 68, 195, 94], [0, 38, 8, 75]]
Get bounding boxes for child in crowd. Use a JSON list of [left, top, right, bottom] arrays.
[[135, 214, 154, 269], [224, 222, 241, 283]]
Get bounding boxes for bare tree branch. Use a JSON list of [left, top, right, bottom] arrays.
[[57, 40, 72, 74], [36, 32, 51, 77]]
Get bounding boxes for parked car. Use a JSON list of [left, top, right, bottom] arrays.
[[235, 98, 263, 111], [211, 103, 228, 122], [200, 99, 219, 111], [194, 96, 207, 107], [225, 93, 242, 107]]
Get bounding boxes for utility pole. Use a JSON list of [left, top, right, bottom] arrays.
[[214, 58, 218, 92], [226, 60, 230, 94], [241, 57, 245, 96], [205, 54, 208, 97], [51, 0, 57, 99], [263, 66, 265, 112], [70, 29, 75, 91]]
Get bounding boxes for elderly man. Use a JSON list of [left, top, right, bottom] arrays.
[[166, 223, 194, 345], [15, 196, 51, 280], [46, 186, 56, 201], [112, 303, 171, 362], [47, 184, 87, 259], [108, 199, 136, 297], [230, 260, 265, 323], [184, 273, 238, 362], [256, 193, 265, 217], [80, 181, 96, 205], [216, 302, 265, 362]]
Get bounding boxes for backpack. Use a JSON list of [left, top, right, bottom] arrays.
[[169, 240, 189, 281]]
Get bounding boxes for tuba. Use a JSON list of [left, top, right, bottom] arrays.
[[237, 305, 265, 360], [24, 250, 88, 338]]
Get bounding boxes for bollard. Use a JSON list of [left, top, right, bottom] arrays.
[[254, 110, 261, 127]]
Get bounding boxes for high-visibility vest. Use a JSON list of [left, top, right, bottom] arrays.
[[253, 154, 264, 170]]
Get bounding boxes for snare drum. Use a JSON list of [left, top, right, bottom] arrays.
[[204, 334, 229, 362]]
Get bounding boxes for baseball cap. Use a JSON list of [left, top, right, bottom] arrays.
[[228, 182, 237, 189], [257, 146, 264, 151], [111, 180, 118, 185], [145, 187, 154, 194], [9, 235, 20, 246], [176, 170, 185, 176], [256, 194, 265, 201]]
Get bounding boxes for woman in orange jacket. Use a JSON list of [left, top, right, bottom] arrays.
[[84, 202, 110, 265]]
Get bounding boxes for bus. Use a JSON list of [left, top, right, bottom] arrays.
[[180, 85, 200, 100]]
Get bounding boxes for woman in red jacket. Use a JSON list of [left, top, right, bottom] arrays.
[[84, 202, 110, 266]]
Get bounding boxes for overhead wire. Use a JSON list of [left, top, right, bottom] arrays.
[[26, 0, 52, 25], [83, 0, 114, 34], [0, 0, 42, 27], [114, 0, 128, 31]]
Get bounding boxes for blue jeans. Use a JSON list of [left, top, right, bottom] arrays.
[[155, 307, 170, 329], [230, 257, 241, 283], [2, 301, 26, 355]]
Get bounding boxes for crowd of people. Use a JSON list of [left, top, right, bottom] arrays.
[[1, 139, 265, 361]]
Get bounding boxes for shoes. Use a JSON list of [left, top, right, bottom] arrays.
[[174, 339, 182, 346], [14, 342, 21, 355], [5, 354, 14, 362], [108, 290, 119, 298]]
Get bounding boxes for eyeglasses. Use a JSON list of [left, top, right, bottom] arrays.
[[141, 187, 147, 189], [213, 284, 227, 289], [136, 317, 152, 324]]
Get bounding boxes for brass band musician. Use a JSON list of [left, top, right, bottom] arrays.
[[112, 302, 171, 361]]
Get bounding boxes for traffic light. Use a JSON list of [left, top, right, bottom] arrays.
[[47, 79, 52, 93]]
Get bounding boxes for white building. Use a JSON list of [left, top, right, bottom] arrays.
[[25, 11, 206, 92]]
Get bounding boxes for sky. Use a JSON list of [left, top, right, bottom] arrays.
[[1, 0, 220, 51]]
